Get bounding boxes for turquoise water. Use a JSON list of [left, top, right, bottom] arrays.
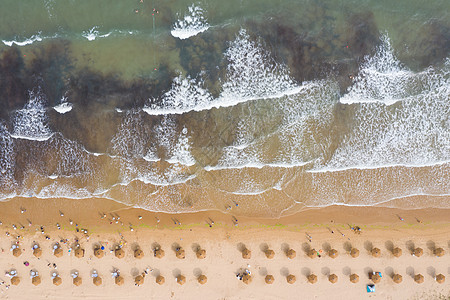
[[0, 0, 448, 217]]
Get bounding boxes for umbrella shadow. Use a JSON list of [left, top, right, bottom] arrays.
[[236, 243, 247, 253], [385, 266, 394, 278], [321, 267, 330, 276], [343, 241, 352, 252], [171, 242, 181, 252], [426, 266, 436, 278], [301, 267, 311, 277], [426, 240, 436, 252], [191, 243, 200, 252], [130, 243, 140, 251], [172, 268, 181, 278], [258, 267, 268, 276], [259, 243, 269, 252], [280, 267, 289, 277], [385, 240, 394, 253], [281, 243, 290, 254], [406, 266, 415, 278], [151, 242, 161, 251], [364, 241, 373, 252], [342, 267, 351, 276], [193, 268, 202, 277], [302, 242, 311, 254], [322, 242, 331, 252], [363, 267, 373, 277], [405, 240, 415, 253], [130, 267, 140, 277], [152, 268, 160, 277]]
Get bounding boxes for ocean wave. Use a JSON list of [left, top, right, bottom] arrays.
[[2, 33, 43, 47], [171, 4, 210, 39], [82, 26, 112, 41], [53, 96, 72, 114]]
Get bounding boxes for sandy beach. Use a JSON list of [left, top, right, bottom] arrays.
[[0, 197, 449, 299]]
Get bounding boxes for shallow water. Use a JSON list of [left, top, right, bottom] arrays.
[[0, 0, 448, 217]]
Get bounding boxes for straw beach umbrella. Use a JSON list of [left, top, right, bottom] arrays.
[[11, 277, 20, 285], [94, 248, 104, 258], [156, 275, 165, 285], [198, 275, 207, 285], [75, 248, 84, 258], [54, 247, 63, 258], [434, 248, 445, 257], [176, 275, 186, 285], [115, 276, 124, 286], [413, 248, 423, 257], [329, 274, 338, 284], [196, 249, 206, 259], [393, 247, 402, 257], [287, 274, 296, 284], [32, 276, 41, 286], [33, 247, 42, 258], [176, 248, 185, 259], [371, 273, 381, 283], [265, 249, 275, 259], [242, 274, 252, 284], [393, 274, 402, 283], [13, 248, 22, 257], [53, 277, 62, 286], [242, 249, 251, 259], [93, 276, 102, 286], [371, 248, 381, 257], [414, 274, 424, 284], [154, 248, 165, 258], [350, 248, 359, 258], [329, 249, 338, 258], [287, 249, 296, 259], [115, 248, 125, 259], [350, 274, 359, 283], [307, 274, 317, 284], [134, 249, 144, 259], [265, 275, 274, 284], [307, 249, 317, 258], [435, 274, 445, 284], [73, 277, 82, 286], [135, 275, 144, 286]]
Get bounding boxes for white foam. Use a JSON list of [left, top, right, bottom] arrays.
[[11, 91, 53, 141], [2, 34, 43, 47], [166, 127, 196, 166], [171, 4, 210, 39], [0, 122, 15, 189], [82, 27, 111, 41], [53, 96, 72, 114]]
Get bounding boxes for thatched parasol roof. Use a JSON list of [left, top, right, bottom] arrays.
[[287, 274, 296, 284], [307, 274, 317, 284], [350, 248, 359, 258], [135, 275, 144, 286], [307, 249, 317, 258], [196, 249, 206, 259], [32, 276, 41, 286], [53, 276, 62, 286], [414, 274, 424, 284], [11, 276, 20, 285], [93, 276, 102, 286], [33, 247, 42, 258], [176, 248, 185, 259], [265, 249, 275, 259], [413, 247, 423, 257], [265, 275, 274, 284], [350, 274, 359, 283], [115, 276, 124, 286], [75, 248, 84, 258], [115, 248, 125, 259], [13, 248, 22, 257], [54, 247, 63, 258], [371, 248, 381, 257], [434, 247, 445, 257], [436, 274, 445, 284], [393, 274, 402, 283], [242, 274, 252, 284], [329, 249, 338, 258], [393, 247, 402, 257], [154, 248, 165, 258], [242, 249, 251, 259], [73, 277, 82, 286], [94, 248, 104, 258], [176, 275, 186, 285], [287, 249, 296, 259], [134, 249, 144, 259], [156, 275, 165, 285], [329, 274, 338, 283], [371, 273, 381, 283], [198, 275, 207, 285]]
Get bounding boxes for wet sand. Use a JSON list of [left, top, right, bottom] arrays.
[[0, 197, 449, 299]]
